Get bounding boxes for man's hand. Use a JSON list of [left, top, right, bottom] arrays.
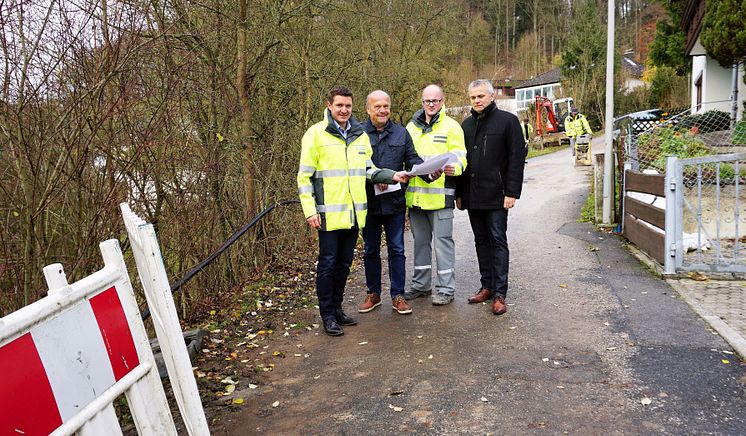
[[392, 171, 410, 183], [456, 197, 462, 210], [377, 183, 388, 192], [429, 168, 443, 181], [306, 214, 321, 229], [504, 196, 516, 209], [443, 164, 456, 177]]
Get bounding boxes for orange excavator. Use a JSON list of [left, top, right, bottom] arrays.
[[534, 95, 573, 148]]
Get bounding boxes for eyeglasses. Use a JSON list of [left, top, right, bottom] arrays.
[[422, 99, 442, 106]]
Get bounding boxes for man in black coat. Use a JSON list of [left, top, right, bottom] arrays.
[[358, 90, 424, 315], [456, 79, 526, 315]]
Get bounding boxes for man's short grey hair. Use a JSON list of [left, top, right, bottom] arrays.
[[468, 79, 495, 95], [365, 90, 391, 108]]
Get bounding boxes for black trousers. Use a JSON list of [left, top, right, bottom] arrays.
[[467, 209, 509, 298], [316, 228, 358, 319]]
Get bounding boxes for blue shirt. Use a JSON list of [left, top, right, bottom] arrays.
[[333, 119, 350, 139]]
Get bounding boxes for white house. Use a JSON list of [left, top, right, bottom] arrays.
[[621, 51, 646, 94], [513, 68, 563, 114], [682, 0, 745, 119]]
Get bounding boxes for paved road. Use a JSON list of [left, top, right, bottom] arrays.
[[218, 148, 746, 435]]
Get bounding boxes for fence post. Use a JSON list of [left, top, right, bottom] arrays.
[[99, 240, 178, 436], [120, 204, 210, 436], [664, 156, 678, 274], [628, 123, 639, 172]]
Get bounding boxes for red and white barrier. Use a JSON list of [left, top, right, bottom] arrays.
[[0, 285, 139, 433], [1, 240, 176, 435], [0, 204, 209, 435]]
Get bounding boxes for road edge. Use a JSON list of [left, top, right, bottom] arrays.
[[666, 279, 746, 360]]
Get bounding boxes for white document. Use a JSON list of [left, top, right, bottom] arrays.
[[405, 152, 459, 176], [374, 182, 402, 196]]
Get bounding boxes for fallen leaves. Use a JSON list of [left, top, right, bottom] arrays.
[[688, 271, 709, 281]]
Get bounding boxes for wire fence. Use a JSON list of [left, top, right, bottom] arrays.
[[616, 101, 746, 174], [616, 101, 746, 273]]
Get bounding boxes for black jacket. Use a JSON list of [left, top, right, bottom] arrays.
[[457, 102, 526, 209], [363, 119, 423, 215]]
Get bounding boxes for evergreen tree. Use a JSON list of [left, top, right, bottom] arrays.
[[648, 20, 689, 76], [561, 0, 607, 126], [700, 0, 746, 67]]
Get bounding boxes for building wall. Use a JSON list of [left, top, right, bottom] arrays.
[[691, 54, 743, 118]]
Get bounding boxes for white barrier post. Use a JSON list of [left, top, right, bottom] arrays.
[[99, 240, 179, 436], [120, 203, 210, 436], [42, 262, 123, 436]]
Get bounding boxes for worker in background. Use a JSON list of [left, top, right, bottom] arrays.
[[404, 84, 467, 306], [297, 85, 410, 336], [520, 116, 533, 149], [564, 107, 592, 156]]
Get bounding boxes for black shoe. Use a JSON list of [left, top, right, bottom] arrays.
[[335, 309, 358, 326], [323, 318, 344, 336]]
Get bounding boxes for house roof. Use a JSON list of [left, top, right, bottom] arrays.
[[680, 0, 705, 55], [493, 78, 526, 88], [622, 55, 644, 78], [514, 68, 562, 89]]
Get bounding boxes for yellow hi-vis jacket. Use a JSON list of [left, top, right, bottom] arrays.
[[564, 113, 592, 138], [405, 108, 467, 210], [297, 110, 395, 231]]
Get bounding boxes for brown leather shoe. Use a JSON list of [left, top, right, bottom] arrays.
[[468, 287, 493, 304], [492, 296, 507, 315], [358, 293, 382, 313], [392, 295, 412, 314]]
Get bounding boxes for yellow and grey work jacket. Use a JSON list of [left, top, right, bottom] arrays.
[[564, 113, 592, 138], [297, 110, 395, 231], [405, 108, 467, 210]]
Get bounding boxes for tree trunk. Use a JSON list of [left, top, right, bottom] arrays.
[[237, 0, 256, 218]]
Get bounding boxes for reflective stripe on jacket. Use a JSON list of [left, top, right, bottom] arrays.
[[405, 108, 467, 210], [297, 110, 394, 231], [564, 113, 592, 138]]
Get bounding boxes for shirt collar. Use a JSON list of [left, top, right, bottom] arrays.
[[333, 119, 350, 139]]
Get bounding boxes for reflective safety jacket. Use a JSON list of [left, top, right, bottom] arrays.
[[405, 108, 467, 210], [564, 113, 592, 138], [520, 120, 534, 142], [297, 110, 395, 231]]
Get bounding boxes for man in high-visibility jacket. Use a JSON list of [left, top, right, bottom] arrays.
[[564, 107, 592, 156], [403, 84, 467, 305], [520, 116, 533, 145], [297, 85, 410, 336]]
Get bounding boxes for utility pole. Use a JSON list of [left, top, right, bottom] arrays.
[[603, 0, 616, 224]]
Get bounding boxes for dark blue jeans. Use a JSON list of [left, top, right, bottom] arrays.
[[467, 209, 509, 298], [362, 213, 406, 297], [316, 228, 358, 320]]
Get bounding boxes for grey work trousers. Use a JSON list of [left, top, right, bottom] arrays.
[[409, 207, 455, 296]]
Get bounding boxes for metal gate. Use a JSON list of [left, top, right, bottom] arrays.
[[664, 153, 746, 274]]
